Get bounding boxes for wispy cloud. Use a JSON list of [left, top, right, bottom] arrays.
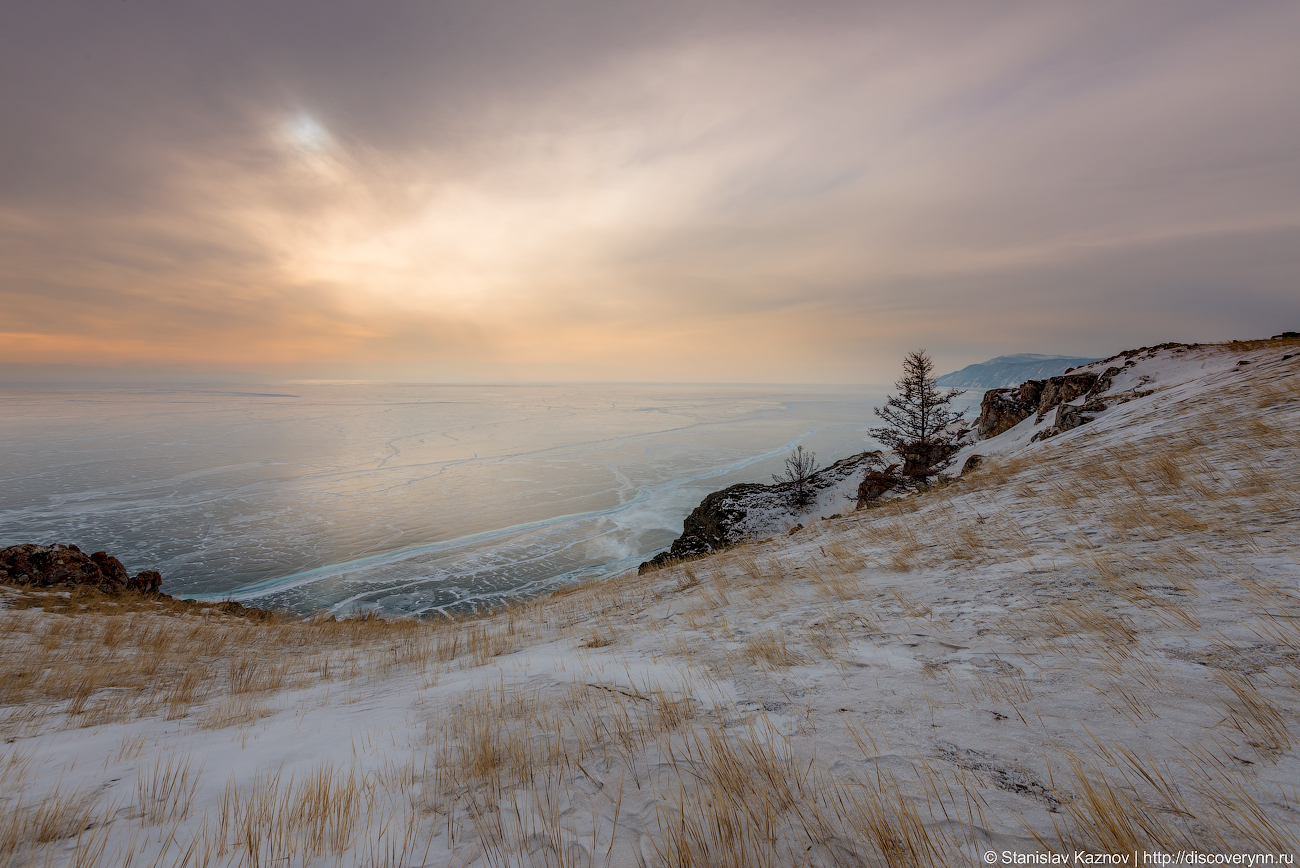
[[2, 1, 1297, 380]]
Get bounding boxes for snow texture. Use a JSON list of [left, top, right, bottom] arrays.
[[2, 337, 1299, 866]]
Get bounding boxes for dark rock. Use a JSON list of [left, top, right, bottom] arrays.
[[1032, 398, 1109, 442], [639, 451, 884, 573], [0, 543, 166, 595], [644, 482, 774, 571], [1035, 373, 1098, 421], [976, 380, 1043, 440], [90, 551, 130, 591], [1053, 403, 1097, 433], [857, 463, 901, 505], [900, 441, 964, 478], [1, 543, 107, 589], [1016, 379, 1046, 406], [128, 570, 163, 594], [1091, 366, 1123, 396]]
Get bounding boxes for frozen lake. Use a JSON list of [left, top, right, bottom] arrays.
[[0, 381, 981, 615]]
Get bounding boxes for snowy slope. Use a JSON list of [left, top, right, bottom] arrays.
[[2, 337, 1298, 867]]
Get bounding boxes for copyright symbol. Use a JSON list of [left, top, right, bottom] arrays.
[[983, 852, 999, 864]]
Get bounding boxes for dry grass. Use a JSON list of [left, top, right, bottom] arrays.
[[1, 345, 1298, 866], [199, 693, 278, 730], [1214, 673, 1293, 757], [136, 753, 202, 825], [0, 585, 291, 620], [415, 678, 980, 868], [0, 590, 524, 736], [742, 630, 810, 669], [0, 781, 113, 866]]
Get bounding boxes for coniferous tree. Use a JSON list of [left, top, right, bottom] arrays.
[[772, 445, 819, 509], [869, 350, 966, 478]]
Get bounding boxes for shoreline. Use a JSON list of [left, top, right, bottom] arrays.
[[1, 337, 1297, 866]]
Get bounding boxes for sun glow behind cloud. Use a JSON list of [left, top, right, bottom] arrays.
[[2, 3, 1298, 381], [286, 114, 330, 152]]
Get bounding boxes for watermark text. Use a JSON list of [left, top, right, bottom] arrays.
[[983, 851, 1294, 866]]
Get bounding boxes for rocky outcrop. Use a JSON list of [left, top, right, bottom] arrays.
[[899, 441, 967, 478], [1034, 373, 1098, 422], [640, 452, 882, 572], [1033, 400, 1108, 440], [970, 342, 1212, 443], [974, 367, 1119, 441], [1091, 366, 1123, 397], [976, 380, 1044, 439], [130, 570, 164, 594], [856, 462, 900, 504], [0, 544, 165, 595], [639, 483, 774, 572]]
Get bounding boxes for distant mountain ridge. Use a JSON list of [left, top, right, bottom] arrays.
[[935, 353, 1102, 389]]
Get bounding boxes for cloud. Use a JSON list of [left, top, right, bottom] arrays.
[[1, 1, 1298, 381]]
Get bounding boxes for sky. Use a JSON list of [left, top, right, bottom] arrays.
[[2, 1, 1298, 383]]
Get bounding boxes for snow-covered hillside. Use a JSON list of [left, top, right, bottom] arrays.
[[2, 336, 1298, 867]]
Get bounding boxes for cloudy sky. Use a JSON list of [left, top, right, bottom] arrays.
[[2, 1, 1298, 382]]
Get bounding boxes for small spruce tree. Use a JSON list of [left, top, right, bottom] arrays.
[[869, 350, 966, 478], [772, 445, 819, 509]]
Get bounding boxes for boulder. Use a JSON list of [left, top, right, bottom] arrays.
[[645, 482, 773, 570], [976, 379, 1044, 440], [857, 463, 901, 505], [1053, 402, 1099, 433], [90, 551, 130, 590], [0, 543, 166, 595], [128, 570, 163, 594], [1031, 400, 1108, 442], [1091, 366, 1124, 397], [1035, 372, 1099, 421]]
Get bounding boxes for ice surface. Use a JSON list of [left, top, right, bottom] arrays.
[[1, 382, 967, 614]]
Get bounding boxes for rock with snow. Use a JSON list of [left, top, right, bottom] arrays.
[[974, 361, 1132, 442], [976, 380, 1044, 439], [1032, 400, 1106, 441], [0, 543, 166, 594], [1033, 371, 1098, 421], [957, 335, 1299, 465], [640, 451, 883, 571], [856, 462, 901, 505]]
